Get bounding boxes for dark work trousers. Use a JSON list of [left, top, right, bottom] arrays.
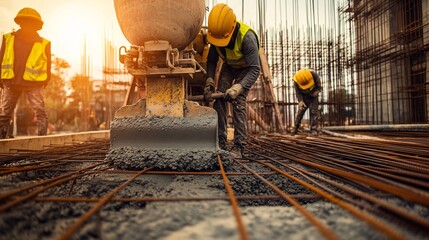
[[0, 89, 14, 138], [0, 85, 48, 138], [295, 94, 319, 131], [213, 65, 249, 150]]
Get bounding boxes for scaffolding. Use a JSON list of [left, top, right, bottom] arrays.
[[248, 0, 429, 133], [102, 34, 132, 129], [350, 0, 429, 124]]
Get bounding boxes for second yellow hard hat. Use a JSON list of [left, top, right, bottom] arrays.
[[293, 69, 315, 90]]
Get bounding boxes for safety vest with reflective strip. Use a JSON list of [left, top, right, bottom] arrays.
[[215, 21, 260, 69], [1, 33, 49, 81]]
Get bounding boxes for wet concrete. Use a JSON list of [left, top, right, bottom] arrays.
[[107, 147, 232, 171], [1, 140, 428, 239], [110, 108, 218, 150], [108, 107, 230, 171], [2, 173, 428, 240]]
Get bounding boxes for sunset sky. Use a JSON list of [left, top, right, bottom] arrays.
[[0, 0, 336, 80], [0, 0, 241, 79], [0, 0, 129, 79]]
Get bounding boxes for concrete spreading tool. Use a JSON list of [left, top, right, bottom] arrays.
[[107, 0, 231, 170]]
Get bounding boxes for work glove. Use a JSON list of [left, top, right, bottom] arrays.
[[224, 83, 244, 102], [298, 101, 307, 110], [203, 77, 215, 102], [311, 90, 320, 98]]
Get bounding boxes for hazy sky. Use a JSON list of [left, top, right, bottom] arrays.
[[0, 0, 129, 79], [0, 0, 339, 80]]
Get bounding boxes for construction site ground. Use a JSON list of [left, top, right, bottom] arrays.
[[0, 130, 428, 240]]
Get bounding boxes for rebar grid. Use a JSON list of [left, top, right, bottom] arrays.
[[0, 133, 428, 239]]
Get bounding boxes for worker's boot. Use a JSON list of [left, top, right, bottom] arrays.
[[290, 127, 298, 136], [38, 121, 48, 136], [230, 146, 243, 159], [7, 121, 14, 138], [219, 138, 227, 150], [0, 125, 8, 139]]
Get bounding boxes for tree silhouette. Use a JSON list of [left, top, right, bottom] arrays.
[[66, 74, 92, 131], [45, 56, 69, 131]]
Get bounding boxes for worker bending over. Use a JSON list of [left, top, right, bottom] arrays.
[[291, 69, 322, 136], [0, 8, 51, 138], [204, 3, 261, 158]]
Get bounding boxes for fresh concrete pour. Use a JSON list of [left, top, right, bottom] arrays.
[[1, 168, 428, 240], [108, 113, 231, 171], [108, 147, 232, 171], [1, 131, 427, 239]]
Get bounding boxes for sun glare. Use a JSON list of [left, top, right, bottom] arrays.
[[44, 2, 106, 77], [48, 3, 96, 40]]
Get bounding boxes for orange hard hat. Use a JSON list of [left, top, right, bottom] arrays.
[[14, 8, 44, 30]]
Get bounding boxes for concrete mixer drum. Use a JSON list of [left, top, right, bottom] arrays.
[[107, 0, 230, 171], [113, 0, 206, 50]]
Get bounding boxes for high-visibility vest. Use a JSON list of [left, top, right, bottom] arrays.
[[215, 21, 260, 69], [1, 33, 49, 81]]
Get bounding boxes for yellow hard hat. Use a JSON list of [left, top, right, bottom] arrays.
[[14, 8, 44, 30], [293, 69, 315, 90], [207, 3, 237, 47]]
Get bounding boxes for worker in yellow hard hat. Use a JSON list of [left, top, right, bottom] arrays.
[[0, 8, 51, 138], [291, 68, 323, 136], [204, 3, 261, 158]]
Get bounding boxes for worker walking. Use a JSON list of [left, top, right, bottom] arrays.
[[204, 3, 261, 158], [0, 8, 51, 138], [291, 68, 322, 136]]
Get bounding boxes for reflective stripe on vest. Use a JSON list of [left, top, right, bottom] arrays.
[[1, 33, 49, 81], [215, 21, 260, 69], [23, 38, 49, 81], [1, 33, 15, 79]]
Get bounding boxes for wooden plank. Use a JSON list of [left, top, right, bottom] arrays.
[[0, 131, 110, 153], [259, 48, 286, 132]]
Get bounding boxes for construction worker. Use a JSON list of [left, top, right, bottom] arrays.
[[204, 3, 261, 158], [291, 68, 322, 136], [0, 8, 51, 138]]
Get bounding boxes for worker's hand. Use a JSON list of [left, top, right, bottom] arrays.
[[224, 84, 244, 102], [311, 90, 320, 98], [204, 77, 215, 102], [298, 101, 307, 110]]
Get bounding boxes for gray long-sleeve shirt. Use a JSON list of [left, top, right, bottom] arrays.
[[206, 23, 260, 90]]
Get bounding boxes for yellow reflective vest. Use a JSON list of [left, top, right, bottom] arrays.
[[215, 21, 259, 69], [1, 33, 49, 81]]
